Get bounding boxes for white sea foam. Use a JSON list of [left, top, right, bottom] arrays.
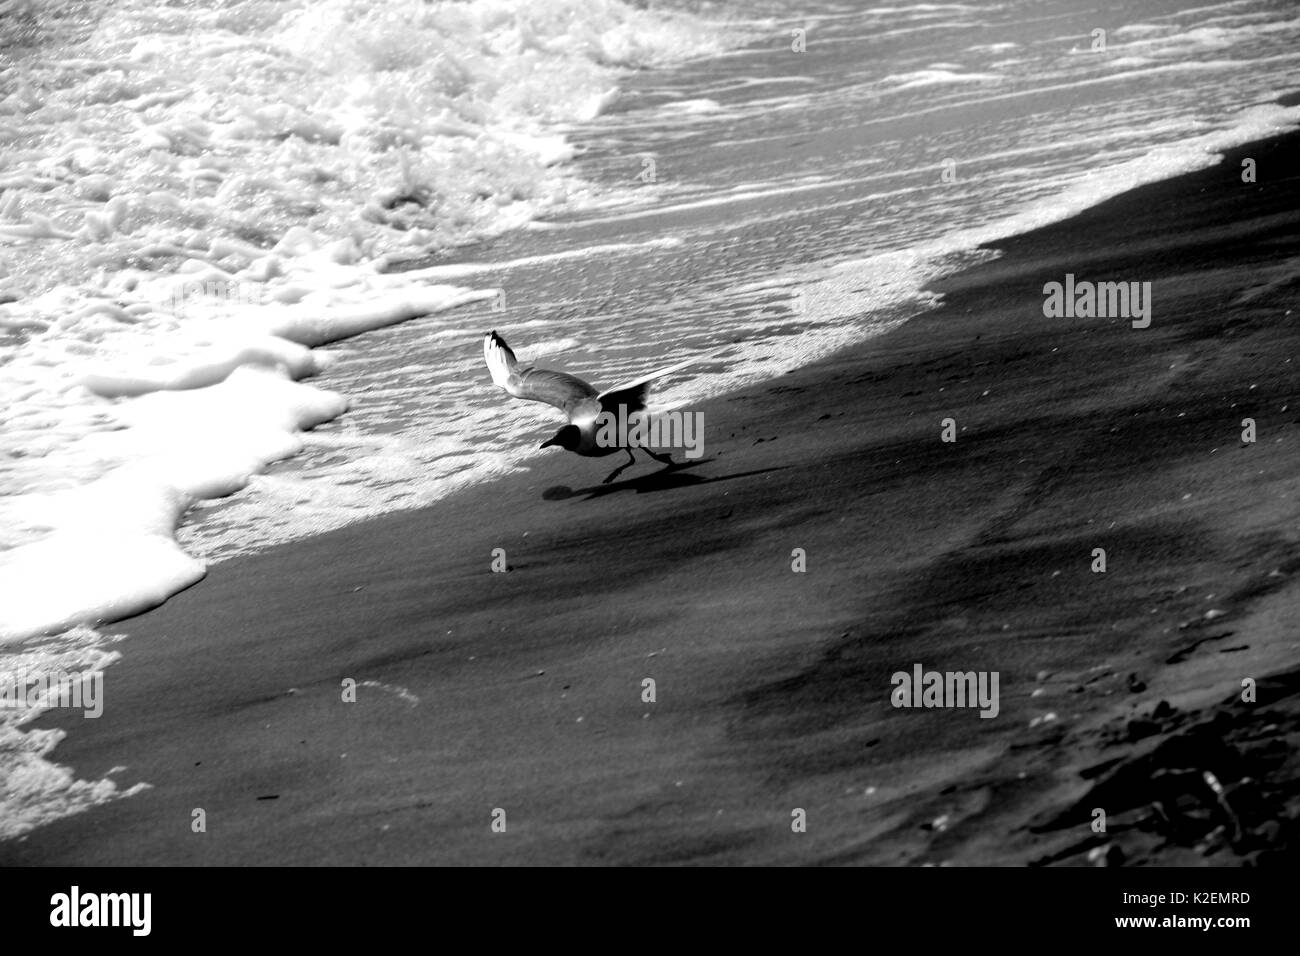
[[0, 625, 147, 839], [0, 282, 498, 644]]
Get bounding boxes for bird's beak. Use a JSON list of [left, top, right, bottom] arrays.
[[540, 437, 559, 449]]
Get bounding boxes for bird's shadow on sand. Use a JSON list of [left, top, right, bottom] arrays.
[[542, 458, 785, 502]]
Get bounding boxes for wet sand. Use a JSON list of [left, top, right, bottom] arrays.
[[4, 131, 1299, 866]]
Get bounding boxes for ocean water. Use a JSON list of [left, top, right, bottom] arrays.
[[2, 0, 1299, 833]]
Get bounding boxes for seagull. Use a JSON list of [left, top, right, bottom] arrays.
[[483, 330, 702, 484]]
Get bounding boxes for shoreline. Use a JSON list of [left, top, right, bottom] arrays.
[[5, 129, 1299, 866]]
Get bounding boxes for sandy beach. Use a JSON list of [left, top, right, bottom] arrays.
[[5, 126, 1297, 867]]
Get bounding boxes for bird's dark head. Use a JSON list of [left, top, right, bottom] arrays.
[[540, 424, 581, 452]]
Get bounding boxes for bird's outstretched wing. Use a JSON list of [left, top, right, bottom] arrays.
[[483, 331, 599, 418], [597, 350, 721, 415]]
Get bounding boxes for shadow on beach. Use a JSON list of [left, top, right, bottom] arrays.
[[542, 458, 787, 500]]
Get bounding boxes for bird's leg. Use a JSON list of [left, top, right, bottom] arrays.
[[602, 447, 638, 484], [644, 448, 675, 466]]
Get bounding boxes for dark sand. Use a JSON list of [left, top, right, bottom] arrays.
[[5, 132, 1299, 866]]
